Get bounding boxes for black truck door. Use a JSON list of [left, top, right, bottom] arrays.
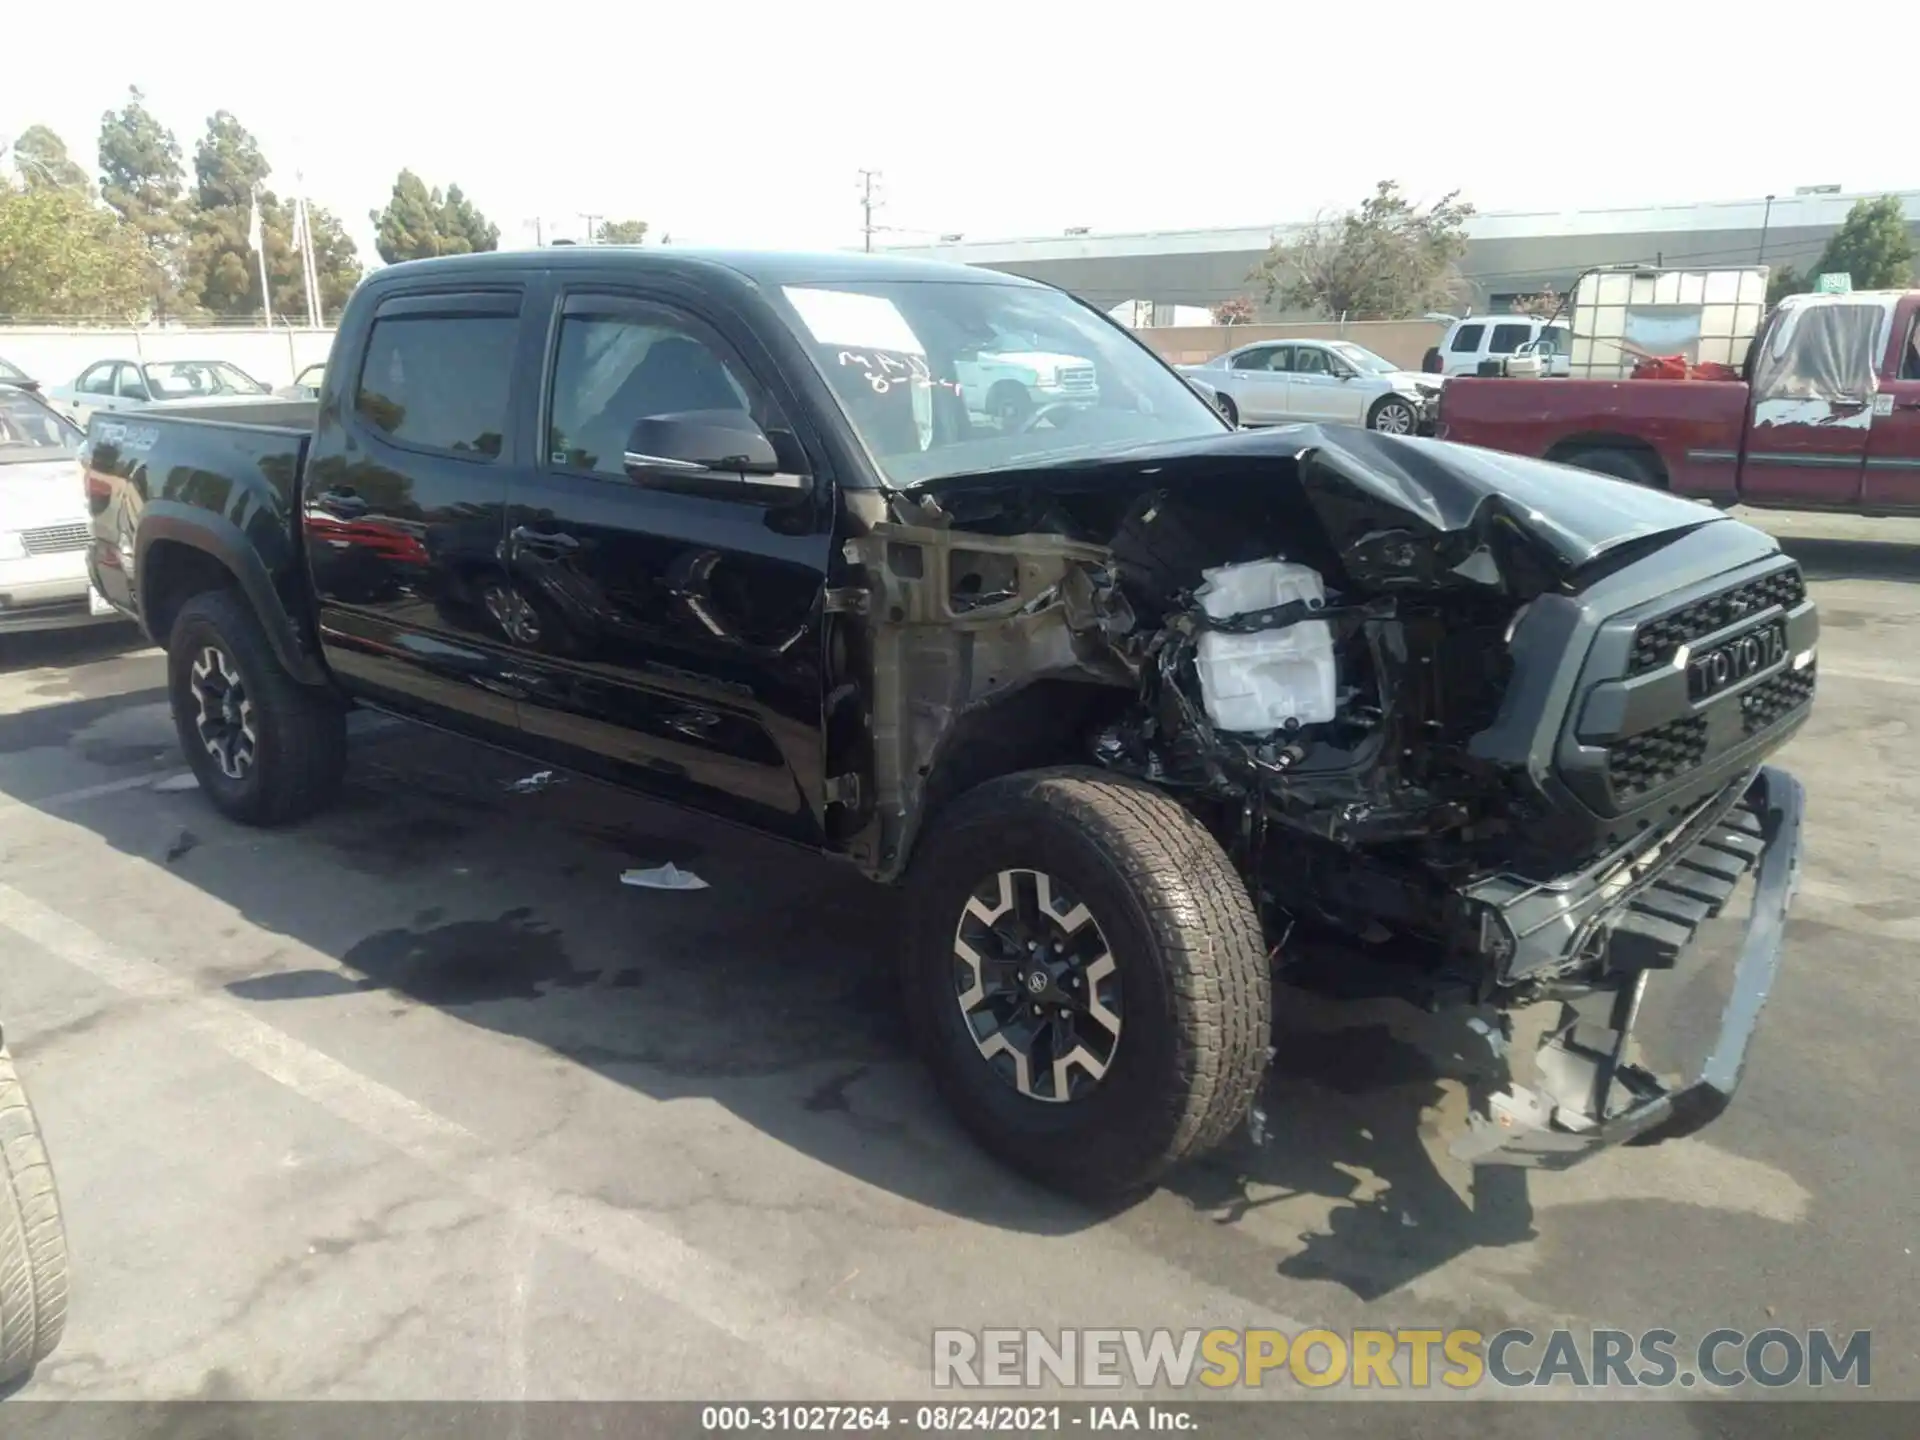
[[498, 287, 835, 843], [302, 288, 528, 745]]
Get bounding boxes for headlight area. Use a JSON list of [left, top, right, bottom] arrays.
[[0, 532, 27, 562]]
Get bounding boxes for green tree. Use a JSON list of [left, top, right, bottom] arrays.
[[97, 87, 189, 315], [9, 126, 91, 193], [597, 218, 648, 245], [0, 184, 149, 319], [1254, 180, 1475, 320], [370, 171, 498, 262], [180, 111, 361, 320], [439, 183, 498, 253], [1766, 265, 1806, 307], [1808, 196, 1915, 292]]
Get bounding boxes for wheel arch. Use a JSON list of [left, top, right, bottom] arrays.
[[1543, 433, 1670, 487], [137, 504, 328, 686]]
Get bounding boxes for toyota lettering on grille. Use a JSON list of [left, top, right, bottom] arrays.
[[1687, 620, 1788, 702]]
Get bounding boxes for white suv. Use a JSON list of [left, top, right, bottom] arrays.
[[1427, 315, 1570, 377]]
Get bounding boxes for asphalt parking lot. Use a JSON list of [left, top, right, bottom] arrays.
[[2, 508, 1916, 1416]]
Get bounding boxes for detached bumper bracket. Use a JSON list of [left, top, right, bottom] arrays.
[[1453, 764, 1804, 1168]]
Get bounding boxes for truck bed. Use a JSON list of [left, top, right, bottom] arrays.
[[1436, 376, 1750, 501], [84, 402, 317, 634]]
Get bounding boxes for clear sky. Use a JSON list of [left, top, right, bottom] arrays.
[[6, 0, 1907, 264]]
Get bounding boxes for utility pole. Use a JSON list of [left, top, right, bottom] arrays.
[[525, 216, 545, 248], [857, 169, 882, 253], [1758, 193, 1776, 264], [579, 213, 602, 245]]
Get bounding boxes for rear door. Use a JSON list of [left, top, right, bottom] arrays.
[[1444, 322, 1486, 375], [497, 283, 836, 842], [1861, 297, 1920, 513], [302, 286, 528, 745], [1224, 344, 1290, 423]]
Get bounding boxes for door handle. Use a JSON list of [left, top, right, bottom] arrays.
[[511, 526, 580, 553], [1897, 400, 1920, 412]]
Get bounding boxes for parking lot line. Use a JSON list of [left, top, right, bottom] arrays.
[[0, 876, 932, 1399]]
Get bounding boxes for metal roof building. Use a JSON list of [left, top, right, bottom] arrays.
[[882, 189, 1920, 318]]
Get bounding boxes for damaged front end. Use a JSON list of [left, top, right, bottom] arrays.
[[834, 425, 1815, 1166]]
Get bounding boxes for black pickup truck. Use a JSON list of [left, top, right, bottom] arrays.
[[82, 248, 1814, 1198]]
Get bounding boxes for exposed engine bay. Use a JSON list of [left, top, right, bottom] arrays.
[[835, 426, 1812, 1019]]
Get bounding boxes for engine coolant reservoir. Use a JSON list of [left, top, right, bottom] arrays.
[[1191, 559, 1338, 734]]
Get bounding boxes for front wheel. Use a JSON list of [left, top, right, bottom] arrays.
[[167, 589, 347, 826], [903, 768, 1271, 1199], [0, 1043, 67, 1390], [1368, 395, 1419, 434]]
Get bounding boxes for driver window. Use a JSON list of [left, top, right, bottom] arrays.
[[1904, 317, 1920, 381], [1293, 347, 1330, 376], [116, 367, 150, 400], [78, 365, 115, 396], [548, 305, 785, 479]]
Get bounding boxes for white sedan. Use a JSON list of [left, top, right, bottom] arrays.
[[1179, 339, 1441, 433], [0, 383, 120, 636]]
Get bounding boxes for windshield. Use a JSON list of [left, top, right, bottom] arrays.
[[0, 388, 81, 463], [0, 358, 28, 384], [143, 360, 269, 398], [1329, 342, 1400, 375], [774, 280, 1226, 486]]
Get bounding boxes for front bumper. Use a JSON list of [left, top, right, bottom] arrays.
[[1452, 764, 1804, 1168], [0, 567, 119, 635]]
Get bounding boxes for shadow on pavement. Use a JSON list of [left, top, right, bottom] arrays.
[[1775, 534, 1920, 585], [0, 623, 148, 675], [5, 690, 1537, 1303]]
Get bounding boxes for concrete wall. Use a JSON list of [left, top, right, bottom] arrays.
[[0, 327, 336, 391], [1135, 319, 1445, 371]]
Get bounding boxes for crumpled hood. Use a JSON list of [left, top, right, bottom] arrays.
[[909, 424, 1729, 599]]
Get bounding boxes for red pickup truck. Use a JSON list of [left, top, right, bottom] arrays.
[[1438, 289, 1920, 514]]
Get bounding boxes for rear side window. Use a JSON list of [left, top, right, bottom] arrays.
[[1489, 322, 1534, 353], [1449, 324, 1485, 353], [355, 315, 517, 458], [1229, 347, 1277, 372]]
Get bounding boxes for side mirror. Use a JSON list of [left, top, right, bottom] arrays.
[[623, 411, 811, 500]]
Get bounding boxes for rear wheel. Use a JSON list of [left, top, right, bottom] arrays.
[[167, 590, 347, 826], [0, 1043, 67, 1390], [1216, 392, 1240, 427], [1558, 447, 1662, 488], [903, 768, 1271, 1199]]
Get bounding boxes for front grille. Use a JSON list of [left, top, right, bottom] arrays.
[[21, 523, 90, 556], [1058, 367, 1096, 392], [1627, 566, 1806, 676], [1608, 716, 1709, 799], [1741, 663, 1816, 735]]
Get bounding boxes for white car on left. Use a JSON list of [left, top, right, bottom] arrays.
[[0, 381, 120, 636], [45, 358, 274, 428]]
